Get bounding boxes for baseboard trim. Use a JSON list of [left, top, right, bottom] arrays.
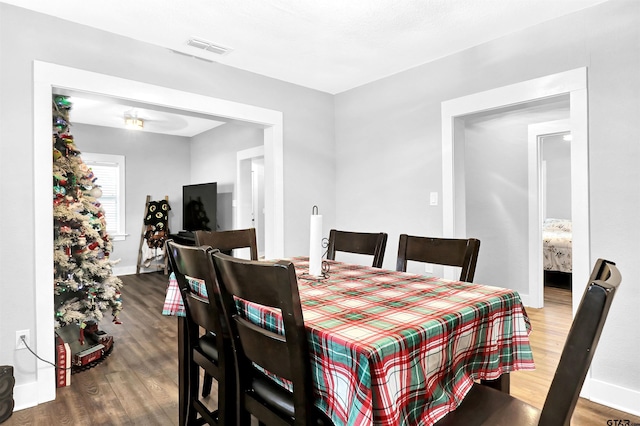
[[588, 378, 640, 417], [519, 293, 532, 308], [112, 265, 136, 276], [13, 381, 38, 412]]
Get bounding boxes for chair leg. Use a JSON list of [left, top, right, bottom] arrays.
[[187, 360, 200, 424], [180, 317, 202, 425], [178, 317, 189, 425], [202, 373, 213, 397]]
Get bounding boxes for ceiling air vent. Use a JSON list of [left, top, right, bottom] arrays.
[[187, 38, 233, 56]]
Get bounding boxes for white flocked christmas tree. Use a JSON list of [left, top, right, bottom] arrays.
[[52, 95, 123, 355]]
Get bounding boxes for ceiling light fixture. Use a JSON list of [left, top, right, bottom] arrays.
[[124, 112, 144, 130], [187, 37, 233, 56]]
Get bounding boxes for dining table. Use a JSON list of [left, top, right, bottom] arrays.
[[163, 256, 535, 426]]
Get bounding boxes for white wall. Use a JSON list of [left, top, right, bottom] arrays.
[[72, 123, 190, 274], [463, 100, 568, 294], [190, 123, 264, 231], [335, 0, 639, 412], [75, 121, 266, 272], [0, 3, 335, 407]]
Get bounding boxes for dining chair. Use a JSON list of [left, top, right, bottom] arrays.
[[396, 234, 481, 282], [195, 228, 258, 397], [195, 228, 258, 260], [165, 240, 235, 426], [211, 251, 334, 426], [434, 258, 621, 426], [326, 229, 388, 268]]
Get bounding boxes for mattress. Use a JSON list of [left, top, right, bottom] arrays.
[[543, 218, 572, 273]]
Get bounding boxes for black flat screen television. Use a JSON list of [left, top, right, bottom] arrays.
[[183, 182, 217, 232]]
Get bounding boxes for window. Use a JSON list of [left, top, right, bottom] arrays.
[[82, 153, 126, 241]]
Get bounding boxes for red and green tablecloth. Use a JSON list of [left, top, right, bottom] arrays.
[[163, 257, 535, 425]]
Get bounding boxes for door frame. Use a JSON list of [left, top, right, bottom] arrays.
[[441, 67, 589, 311], [527, 119, 571, 308], [236, 146, 265, 255], [32, 61, 284, 404]]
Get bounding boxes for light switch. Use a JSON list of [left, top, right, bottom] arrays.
[[430, 192, 438, 206]]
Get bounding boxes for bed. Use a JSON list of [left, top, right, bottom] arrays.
[[543, 218, 572, 273]]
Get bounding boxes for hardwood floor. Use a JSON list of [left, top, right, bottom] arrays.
[[511, 286, 640, 425], [6, 272, 181, 426], [5, 274, 639, 425]]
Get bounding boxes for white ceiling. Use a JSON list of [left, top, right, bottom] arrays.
[[4, 0, 608, 135], [66, 95, 225, 138], [4, 0, 608, 94]]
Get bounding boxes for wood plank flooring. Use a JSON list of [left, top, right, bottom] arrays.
[[5, 273, 639, 425], [6, 272, 180, 426]]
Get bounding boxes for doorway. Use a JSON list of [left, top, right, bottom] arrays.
[[441, 67, 589, 311], [456, 97, 569, 302], [528, 119, 572, 307], [33, 61, 284, 404], [236, 146, 266, 257]]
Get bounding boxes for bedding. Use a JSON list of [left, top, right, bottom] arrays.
[[543, 218, 572, 273]]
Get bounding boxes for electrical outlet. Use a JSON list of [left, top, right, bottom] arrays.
[[424, 264, 434, 273], [16, 329, 30, 350]]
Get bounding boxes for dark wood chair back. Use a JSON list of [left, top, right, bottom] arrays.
[[539, 258, 621, 425], [212, 251, 332, 426], [326, 229, 388, 268], [396, 234, 480, 282], [165, 240, 233, 425], [434, 258, 621, 426], [194, 228, 259, 398], [195, 228, 258, 260]]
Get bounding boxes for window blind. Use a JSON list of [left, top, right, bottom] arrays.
[[82, 152, 126, 240], [87, 162, 119, 235]]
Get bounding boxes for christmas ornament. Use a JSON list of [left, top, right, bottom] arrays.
[[53, 185, 66, 196], [54, 96, 72, 109], [54, 116, 68, 131], [90, 187, 102, 198]]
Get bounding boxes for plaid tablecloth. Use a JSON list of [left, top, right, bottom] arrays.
[[163, 257, 535, 426]]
